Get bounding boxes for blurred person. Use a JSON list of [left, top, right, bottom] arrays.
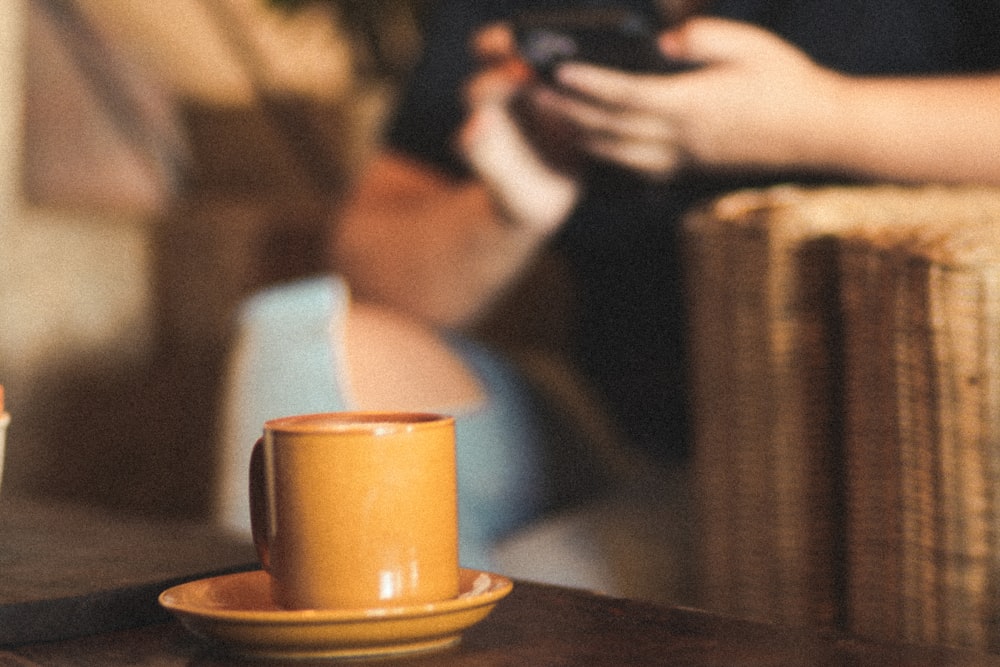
[[222, 0, 1000, 594]]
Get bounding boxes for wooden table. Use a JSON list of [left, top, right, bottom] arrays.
[[0, 494, 256, 645], [5, 495, 1000, 666], [9, 581, 1000, 666]]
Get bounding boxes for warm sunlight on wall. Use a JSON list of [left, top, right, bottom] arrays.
[[0, 0, 153, 385], [0, 0, 25, 220], [73, 0, 357, 104]]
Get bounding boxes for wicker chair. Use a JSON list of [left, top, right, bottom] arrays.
[[684, 183, 1000, 650]]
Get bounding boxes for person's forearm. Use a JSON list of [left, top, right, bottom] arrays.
[[331, 154, 551, 331], [814, 74, 1000, 185]]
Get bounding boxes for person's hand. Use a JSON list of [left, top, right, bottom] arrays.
[[456, 26, 582, 236], [526, 17, 844, 180]]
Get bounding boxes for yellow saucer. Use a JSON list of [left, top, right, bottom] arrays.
[[158, 568, 512, 660]]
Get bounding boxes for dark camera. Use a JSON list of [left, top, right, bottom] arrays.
[[513, 7, 697, 81]]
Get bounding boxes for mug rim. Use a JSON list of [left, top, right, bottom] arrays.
[[264, 411, 453, 435]]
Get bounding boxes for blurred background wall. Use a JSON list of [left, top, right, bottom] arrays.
[[0, 0, 431, 517]]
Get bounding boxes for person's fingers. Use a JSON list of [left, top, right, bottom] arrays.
[[457, 102, 579, 233], [532, 86, 671, 141], [659, 16, 788, 64], [583, 136, 685, 178], [464, 59, 533, 108], [472, 23, 517, 61]]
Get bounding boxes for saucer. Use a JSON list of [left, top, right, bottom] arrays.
[[158, 568, 512, 660]]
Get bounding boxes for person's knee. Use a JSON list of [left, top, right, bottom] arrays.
[[343, 302, 485, 412]]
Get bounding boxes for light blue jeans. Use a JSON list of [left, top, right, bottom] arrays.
[[217, 276, 554, 570]]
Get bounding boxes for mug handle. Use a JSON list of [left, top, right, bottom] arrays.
[[248, 437, 271, 570]]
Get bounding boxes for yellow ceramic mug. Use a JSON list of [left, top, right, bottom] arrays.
[[249, 412, 459, 610]]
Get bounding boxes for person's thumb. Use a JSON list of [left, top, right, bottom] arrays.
[[660, 16, 781, 65]]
